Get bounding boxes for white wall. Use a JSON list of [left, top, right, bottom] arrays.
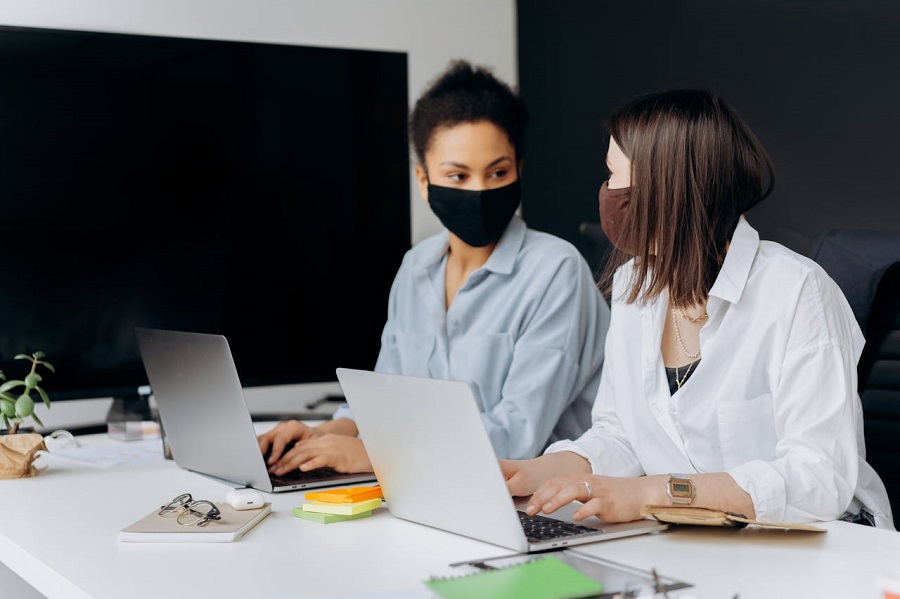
[[0, 0, 518, 429]]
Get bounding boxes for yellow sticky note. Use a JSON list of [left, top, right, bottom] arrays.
[[301, 497, 383, 516]]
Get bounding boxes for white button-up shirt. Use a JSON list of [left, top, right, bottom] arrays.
[[335, 215, 610, 459], [547, 217, 894, 529]]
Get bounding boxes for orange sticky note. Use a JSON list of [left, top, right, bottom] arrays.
[[304, 485, 383, 504]]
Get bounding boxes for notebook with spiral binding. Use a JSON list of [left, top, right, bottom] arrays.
[[425, 555, 603, 599]]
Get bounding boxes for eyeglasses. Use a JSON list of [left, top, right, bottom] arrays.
[[158, 493, 222, 527]]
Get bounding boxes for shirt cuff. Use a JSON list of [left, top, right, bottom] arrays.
[[544, 439, 602, 474], [727, 461, 786, 522], [331, 404, 355, 422]]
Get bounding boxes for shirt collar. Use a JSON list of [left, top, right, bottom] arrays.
[[412, 214, 526, 276], [481, 214, 526, 275], [708, 215, 759, 304]]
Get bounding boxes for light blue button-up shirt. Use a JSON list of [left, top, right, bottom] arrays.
[[334, 215, 609, 459]]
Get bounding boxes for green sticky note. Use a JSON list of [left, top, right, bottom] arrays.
[[292, 507, 374, 524], [425, 555, 603, 599]]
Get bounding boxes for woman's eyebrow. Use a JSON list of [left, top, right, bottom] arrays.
[[438, 156, 512, 169], [438, 160, 470, 169], [486, 156, 514, 169]]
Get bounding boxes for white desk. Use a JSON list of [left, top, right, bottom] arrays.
[[2, 433, 899, 599]]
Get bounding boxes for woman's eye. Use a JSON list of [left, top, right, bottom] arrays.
[[448, 173, 466, 182], [489, 169, 508, 179]]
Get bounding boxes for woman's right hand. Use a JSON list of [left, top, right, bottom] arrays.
[[500, 451, 591, 498], [257, 420, 323, 466]]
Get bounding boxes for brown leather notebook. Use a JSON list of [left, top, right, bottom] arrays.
[[641, 505, 826, 532]]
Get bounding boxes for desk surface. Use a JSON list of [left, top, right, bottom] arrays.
[[2, 433, 900, 599]]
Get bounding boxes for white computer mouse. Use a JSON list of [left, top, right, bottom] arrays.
[[225, 488, 266, 510]]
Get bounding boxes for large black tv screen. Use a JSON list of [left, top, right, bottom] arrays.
[[0, 25, 410, 400]]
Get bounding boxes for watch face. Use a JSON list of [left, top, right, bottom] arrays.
[[672, 482, 692, 495]]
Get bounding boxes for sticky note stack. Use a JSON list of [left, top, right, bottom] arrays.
[[293, 485, 384, 524]]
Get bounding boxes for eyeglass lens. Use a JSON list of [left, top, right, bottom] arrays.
[[158, 493, 193, 516], [176, 500, 221, 527]]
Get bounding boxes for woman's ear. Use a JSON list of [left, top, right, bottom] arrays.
[[414, 164, 429, 202]]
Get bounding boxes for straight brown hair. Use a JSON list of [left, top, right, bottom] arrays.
[[599, 88, 775, 307]]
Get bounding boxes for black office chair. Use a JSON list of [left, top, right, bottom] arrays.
[[858, 261, 900, 516], [808, 229, 900, 330]]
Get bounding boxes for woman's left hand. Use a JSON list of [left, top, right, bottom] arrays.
[[523, 473, 656, 523], [269, 434, 373, 475]]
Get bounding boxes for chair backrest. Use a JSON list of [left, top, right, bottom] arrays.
[[808, 229, 900, 330], [858, 260, 900, 516], [578, 221, 613, 283]]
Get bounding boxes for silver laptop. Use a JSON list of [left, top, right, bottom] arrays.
[[135, 327, 376, 492], [335, 368, 668, 552]]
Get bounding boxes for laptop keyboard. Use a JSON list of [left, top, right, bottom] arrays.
[[270, 465, 343, 486], [517, 510, 599, 542], [263, 446, 344, 485]]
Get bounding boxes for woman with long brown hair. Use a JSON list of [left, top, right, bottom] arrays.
[[502, 88, 894, 529]]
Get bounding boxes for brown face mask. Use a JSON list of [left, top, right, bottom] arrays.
[[598, 179, 633, 254]]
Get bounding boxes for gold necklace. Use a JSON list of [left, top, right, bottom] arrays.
[[671, 307, 701, 359], [678, 307, 708, 324], [674, 360, 696, 390]]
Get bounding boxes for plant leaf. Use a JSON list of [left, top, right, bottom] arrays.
[[41, 361, 55, 373], [13, 354, 31, 361], [37, 387, 50, 408], [31, 412, 44, 427], [0, 380, 23, 393], [1, 414, 8, 430], [33, 351, 45, 360]]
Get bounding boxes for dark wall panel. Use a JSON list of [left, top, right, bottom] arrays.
[[517, 1, 900, 257]]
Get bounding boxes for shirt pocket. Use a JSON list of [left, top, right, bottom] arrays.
[[449, 333, 514, 412], [384, 332, 434, 376], [717, 393, 777, 468]]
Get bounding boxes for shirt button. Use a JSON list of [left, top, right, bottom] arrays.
[[669, 404, 677, 414]]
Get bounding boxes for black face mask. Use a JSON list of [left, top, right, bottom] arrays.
[[427, 180, 521, 247]]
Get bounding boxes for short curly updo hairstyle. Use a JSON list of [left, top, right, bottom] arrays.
[[409, 59, 528, 168]]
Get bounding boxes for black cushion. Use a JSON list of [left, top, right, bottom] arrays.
[[809, 229, 900, 330], [859, 261, 900, 517]]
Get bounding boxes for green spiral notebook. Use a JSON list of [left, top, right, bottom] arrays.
[[425, 555, 603, 599]]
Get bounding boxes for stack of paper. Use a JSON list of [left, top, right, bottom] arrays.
[[293, 485, 383, 524]]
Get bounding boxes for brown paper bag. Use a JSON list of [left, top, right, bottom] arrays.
[[0, 433, 48, 479]]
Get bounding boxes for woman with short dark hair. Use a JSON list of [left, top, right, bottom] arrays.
[[258, 60, 609, 473]]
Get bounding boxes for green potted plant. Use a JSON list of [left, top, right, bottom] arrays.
[[0, 351, 53, 479]]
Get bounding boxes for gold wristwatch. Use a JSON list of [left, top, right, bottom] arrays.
[[666, 474, 695, 505]]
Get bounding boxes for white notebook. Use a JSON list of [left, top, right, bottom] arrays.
[[118, 502, 272, 543]]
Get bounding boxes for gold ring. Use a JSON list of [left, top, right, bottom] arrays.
[[582, 481, 592, 500]]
